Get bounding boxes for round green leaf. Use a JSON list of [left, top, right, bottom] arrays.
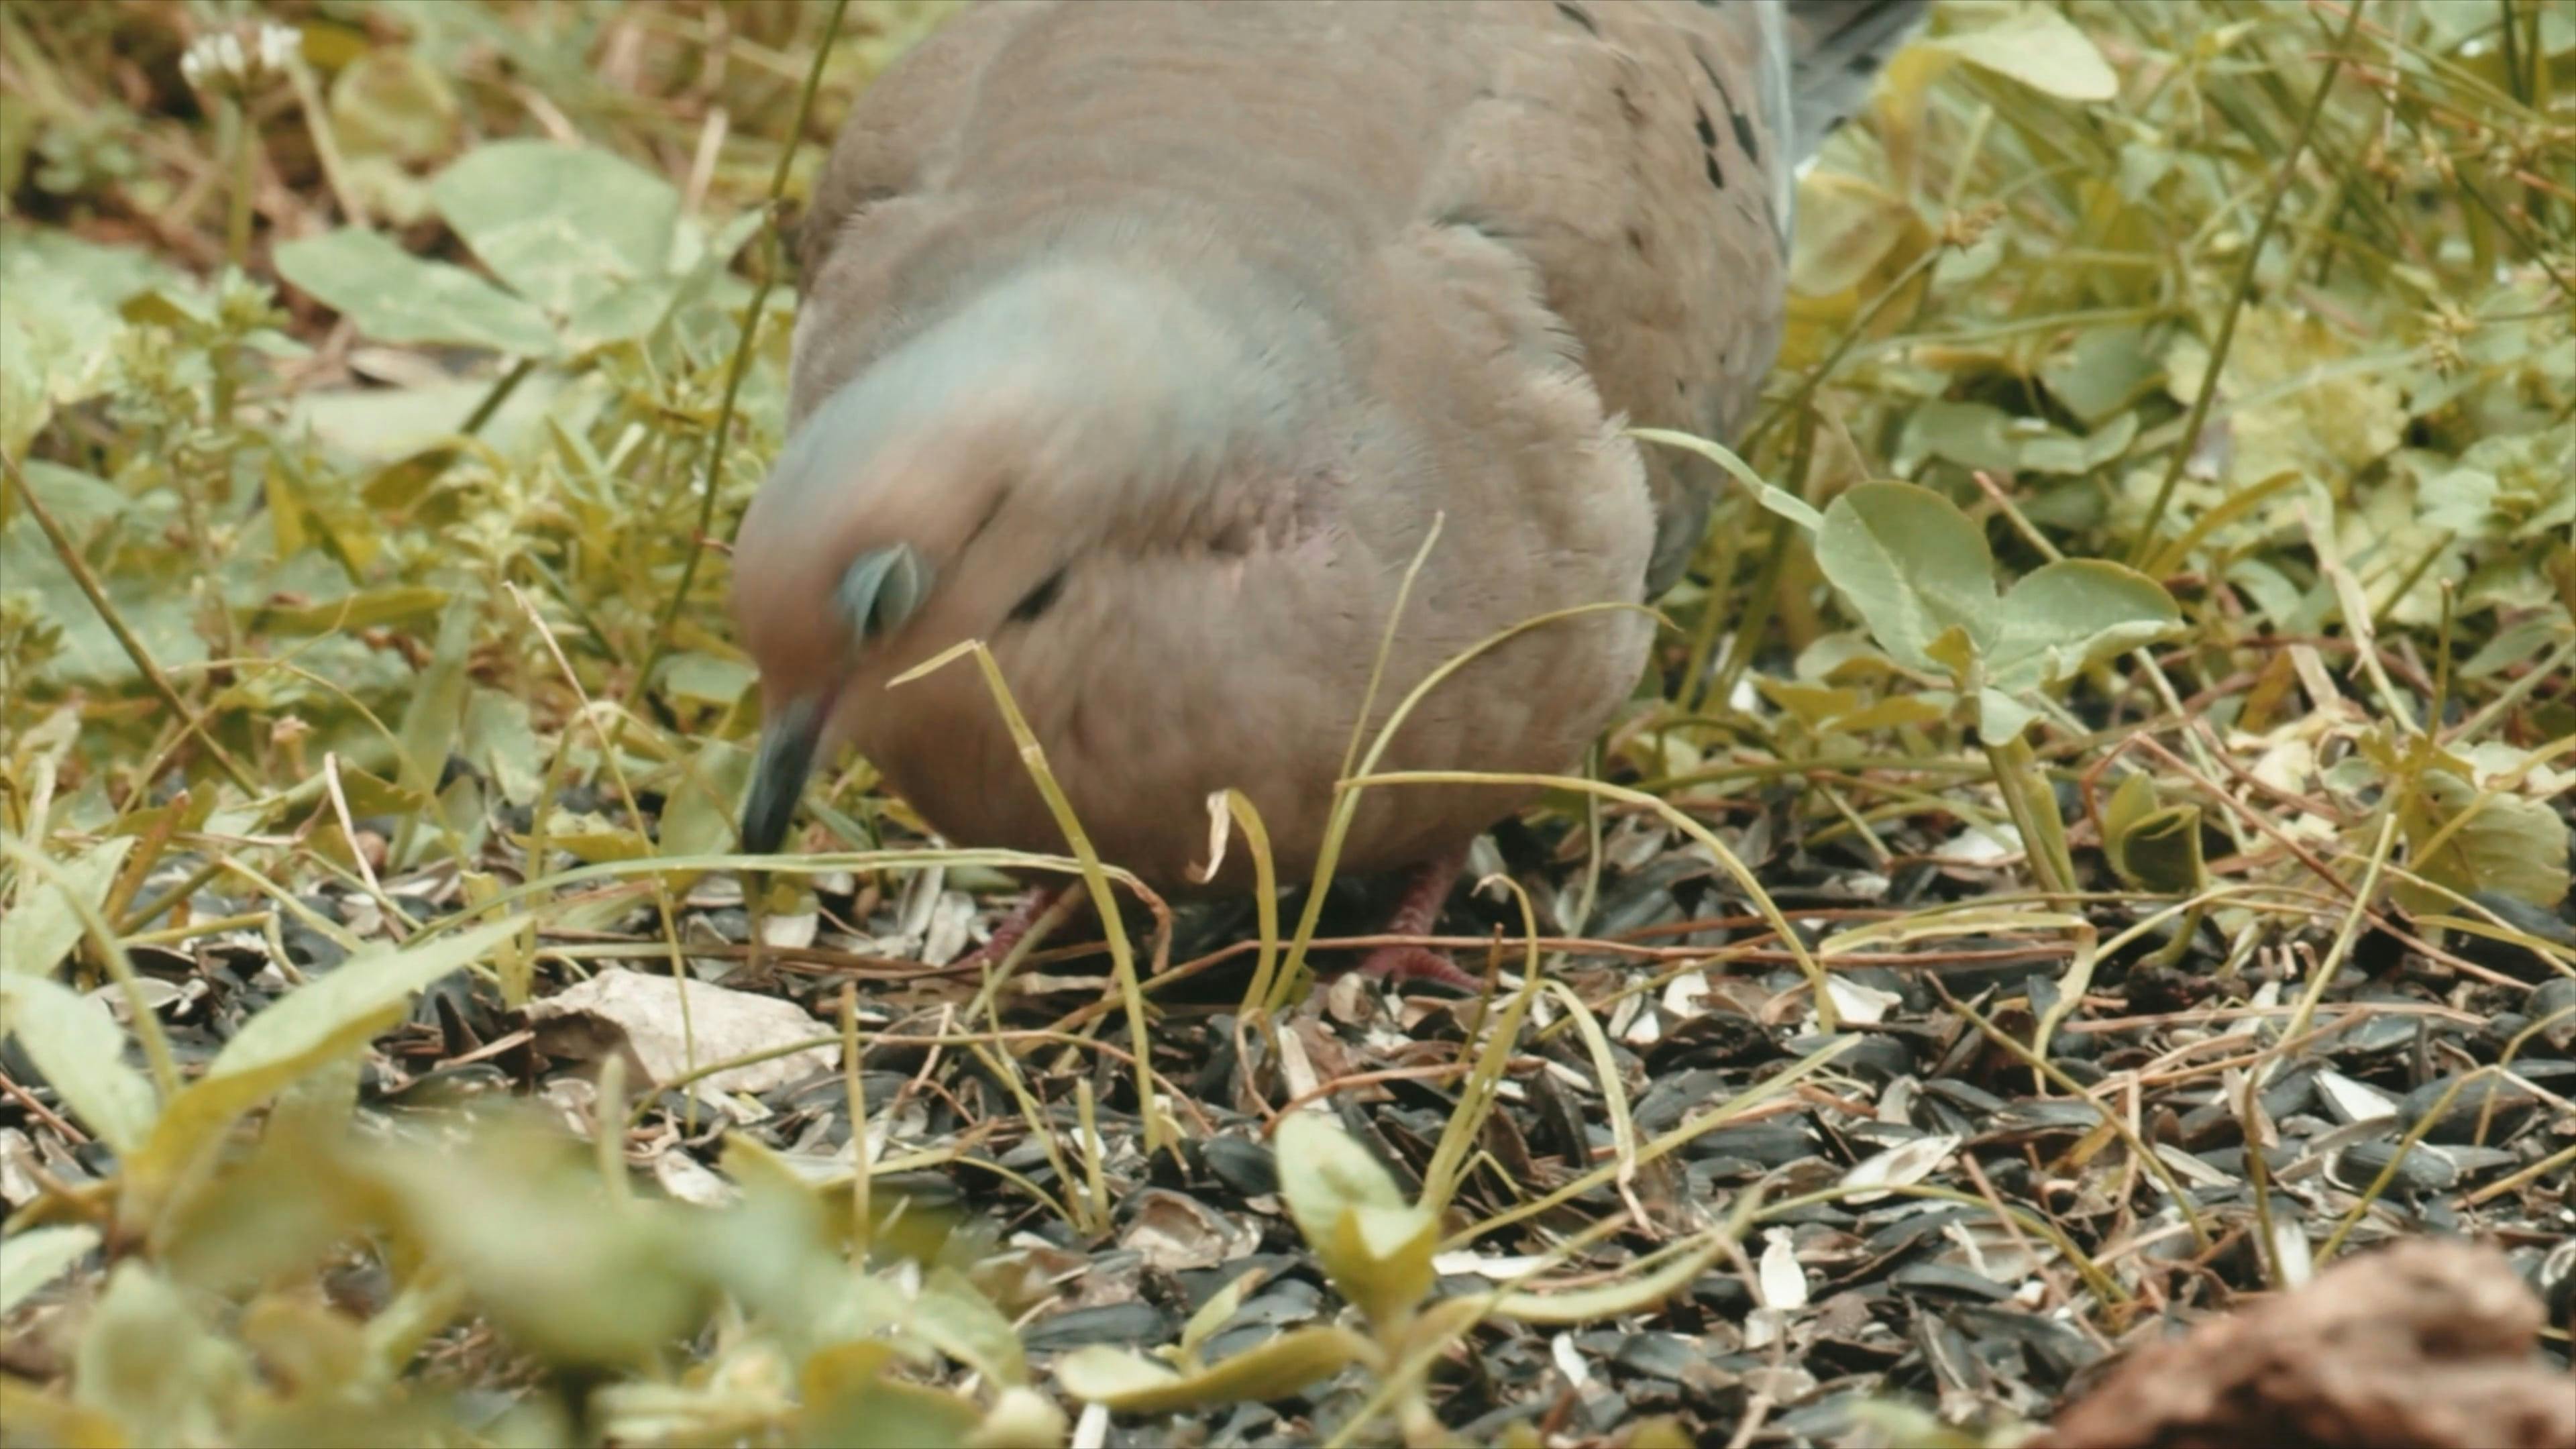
[[274, 229, 558, 356], [1815, 482, 1999, 678], [431, 141, 682, 317], [1988, 559, 2183, 692], [2398, 769, 2570, 913]]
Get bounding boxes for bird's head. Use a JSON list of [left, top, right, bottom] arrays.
[[728, 260, 1304, 855], [728, 365, 1029, 857]]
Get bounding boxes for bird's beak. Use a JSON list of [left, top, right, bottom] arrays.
[[741, 694, 824, 855], [743, 544, 931, 855]]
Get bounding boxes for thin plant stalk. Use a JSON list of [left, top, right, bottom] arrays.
[[1984, 732, 2080, 899], [1, 454, 258, 792], [894, 639, 1166, 1158], [637, 0, 849, 710], [838, 983, 867, 1254], [223, 97, 256, 270]]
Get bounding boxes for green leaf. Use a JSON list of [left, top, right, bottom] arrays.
[[1177, 1266, 1267, 1360], [1814, 482, 1999, 678], [1932, 6, 2119, 101], [396, 598, 476, 802], [123, 916, 529, 1216], [211, 916, 523, 1082], [913, 1266, 1027, 1389], [2102, 775, 2206, 896], [2116, 806, 2206, 896], [11, 459, 129, 535], [1053, 1327, 1373, 1414], [2396, 769, 2569, 914], [2041, 325, 2164, 428], [2101, 772, 2156, 849], [0, 1225, 100, 1317], [1825, 695, 1947, 735], [2461, 614, 2571, 680], [431, 141, 682, 317], [0, 973, 158, 1152], [1627, 428, 1825, 531], [1788, 172, 1921, 300], [523, 819, 655, 865], [328, 762, 435, 820], [274, 229, 559, 356], [1976, 687, 2041, 746], [116, 284, 213, 330], [562, 277, 681, 352], [72, 1262, 248, 1448], [1986, 559, 2183, 694], [328, 49, 460, 165], [799, 1342, 983, 1449], [657, 651, 758, 707], [1493, 1232, 1733, 1325], [656, 739, 754, 862], [374, 1116, 710, 1368], [1, 835, 132, 978], [1896, 400, 2022, 475], [1756, 679, 1861, 729], [235, 585, 450, 637], [464, 689, 546, 806], [0, 231, 168, 459], [1274, 1113, 1434, 1330]]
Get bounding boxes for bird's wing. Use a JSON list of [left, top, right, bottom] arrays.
[[783, 2, 1927, 591], [1403, 1, 1929, 594]]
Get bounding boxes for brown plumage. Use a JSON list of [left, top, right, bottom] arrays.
[[732, 0, 1926, 971]]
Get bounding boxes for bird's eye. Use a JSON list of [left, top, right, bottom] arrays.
[[837, 543, 931, 643]]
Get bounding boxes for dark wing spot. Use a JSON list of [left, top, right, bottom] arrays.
[[1008, 566, 1068, 624], [1694, 105, 1717, 148], [1694, 48, 1729, 102], [1626, 225, 1648, 255], [1729, 105, 1761, 164], [1705, 152, 1725, 191], [1693, 47, 1763, 165], [1551, 1, 1600, 36]]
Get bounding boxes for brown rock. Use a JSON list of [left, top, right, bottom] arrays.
[[2039, 1239, 2575, 1449]]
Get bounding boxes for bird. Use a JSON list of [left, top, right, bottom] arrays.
[[732, 0, 1931, 985]]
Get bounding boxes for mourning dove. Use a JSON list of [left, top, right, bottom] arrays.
[[734, 0, 1929, 982]]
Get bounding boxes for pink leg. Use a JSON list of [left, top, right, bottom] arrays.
[[1352, 847, 1483, 991], [951, 882, 1082, 971]]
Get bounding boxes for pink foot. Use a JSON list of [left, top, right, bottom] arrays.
[[1355, 944, 1484, 992], [952, 882, 1081, 971], [1348, 847, 1482, 992]]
